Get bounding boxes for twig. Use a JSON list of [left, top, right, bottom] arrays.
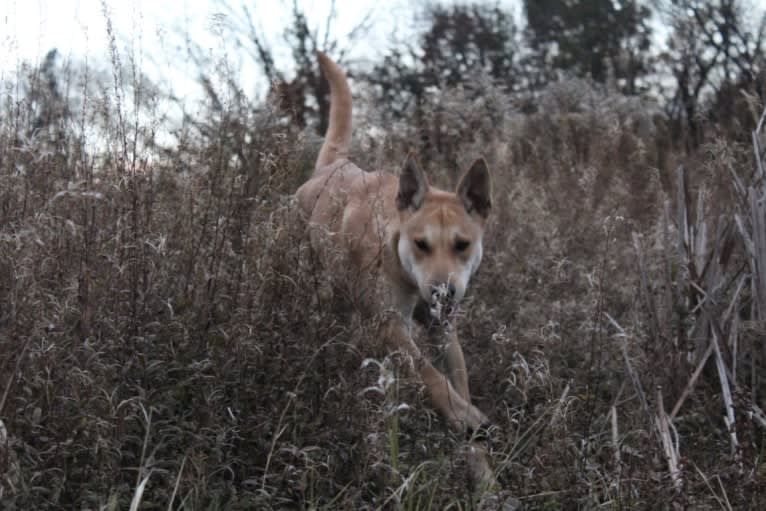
[[676, 165, 689, 268], [611, 405, 620, 465], [710, 330, 739, 456], [550, 381, 571, 429], [631, 234, 661, 344], [749, 404, 766, 429], [656, 387, 682, 490], [607, 312, 650, 419], [129, 471, 154, 511], [748, 188, 766, 319], [756, 104, 766, 135], [670, 341, 714, 420], [722, 274, 747, 325], [167, 455, 187, 511], [693, 187, 708, 276], [0, 338, 31, 415], [753, 109, 765, 179], [692, 462, 733, 511]]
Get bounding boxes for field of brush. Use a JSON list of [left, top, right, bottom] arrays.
[[1, 59, 766, 509]]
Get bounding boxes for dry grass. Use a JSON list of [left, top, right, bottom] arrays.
[[1, 43, 765, 510]]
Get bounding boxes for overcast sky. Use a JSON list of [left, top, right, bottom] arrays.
[[2, 1, 389, 98], [1, 0, 521, 104]]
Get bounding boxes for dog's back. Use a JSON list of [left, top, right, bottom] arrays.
[[296, 53, 399, 270]]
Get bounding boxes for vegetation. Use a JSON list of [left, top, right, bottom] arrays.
[[1, 1, 766, 509]]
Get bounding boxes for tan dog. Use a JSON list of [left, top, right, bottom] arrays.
[[296, 52, 494, 484]]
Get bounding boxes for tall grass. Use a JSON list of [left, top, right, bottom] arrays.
[[1, 20, 765, 511]]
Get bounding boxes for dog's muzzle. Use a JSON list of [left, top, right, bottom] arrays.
[[429, 283, 458, 327]]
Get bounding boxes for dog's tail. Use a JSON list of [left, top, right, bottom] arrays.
[[315, 51, 352, 171]]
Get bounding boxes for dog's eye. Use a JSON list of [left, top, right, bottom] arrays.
[[414, 239, 430, 253], [455, 239, 470, 252]]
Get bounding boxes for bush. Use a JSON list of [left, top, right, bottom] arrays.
[[1, 49, 765, 510]]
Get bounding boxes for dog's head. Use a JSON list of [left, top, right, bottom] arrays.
[[395, 154, 492, 315]]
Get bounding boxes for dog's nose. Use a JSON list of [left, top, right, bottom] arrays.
[[430, 283, 457, 300]]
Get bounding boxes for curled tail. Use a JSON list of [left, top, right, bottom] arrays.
[[315, 51, 352, 171]]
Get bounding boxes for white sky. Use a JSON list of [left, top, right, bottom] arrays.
[[1, 1, 523, 100], [1, 0, 411, 101], [0, 0, 520, 154], [3, 0, 765, 101]]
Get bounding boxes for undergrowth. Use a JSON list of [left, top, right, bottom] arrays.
[[1, 36, 765, 511]]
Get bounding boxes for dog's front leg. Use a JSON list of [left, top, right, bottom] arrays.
[[443, 329, 470, 402], [438, 326, 496, 489], [381, 314, 487, 433]]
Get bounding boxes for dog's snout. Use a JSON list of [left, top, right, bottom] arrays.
[[430, 282, 457, 301]]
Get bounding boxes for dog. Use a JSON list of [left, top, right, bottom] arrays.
[[296, 52, 494, 485]]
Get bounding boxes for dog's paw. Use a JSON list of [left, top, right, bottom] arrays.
[[457, 405, 487, 433]]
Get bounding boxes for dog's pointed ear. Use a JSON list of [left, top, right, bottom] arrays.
[[397, 153, 429, 211], [457, 158, 492, 219]]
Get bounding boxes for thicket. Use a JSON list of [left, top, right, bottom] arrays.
[[1, 1, 766, 509]]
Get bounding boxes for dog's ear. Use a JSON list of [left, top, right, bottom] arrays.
[[457, 158, 492, 219], [397, 153, 429, 211]]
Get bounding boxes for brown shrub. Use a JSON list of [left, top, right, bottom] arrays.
[[1, 61, 764, 509]]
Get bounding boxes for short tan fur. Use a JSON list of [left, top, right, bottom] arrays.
[[296, 51, 495, 486]]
